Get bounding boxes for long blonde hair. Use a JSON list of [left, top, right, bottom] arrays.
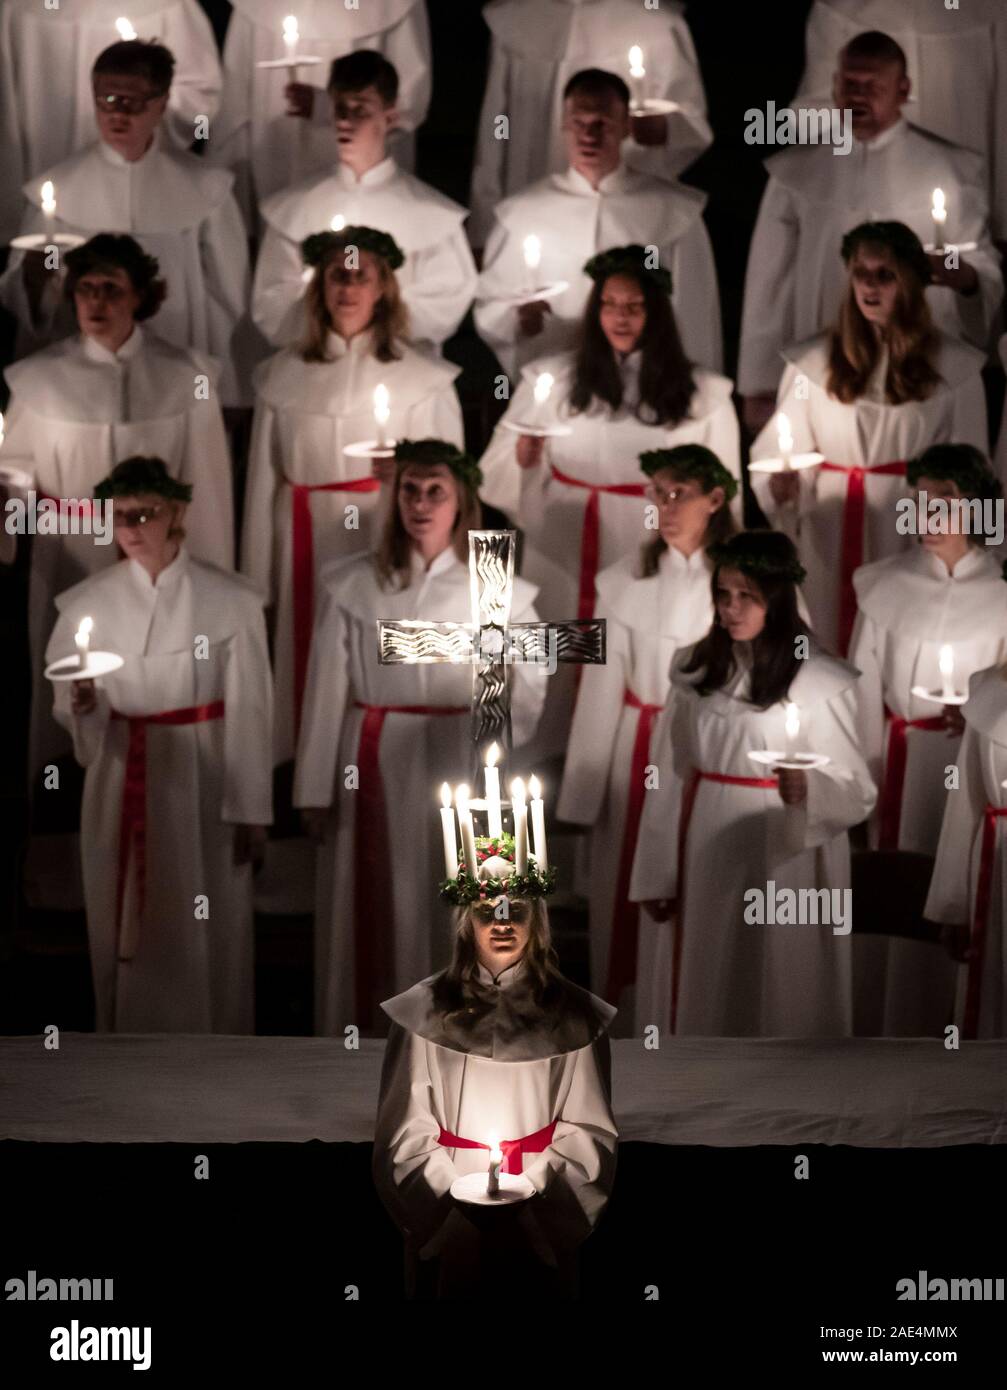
[[299, 242, 409, 364], [373, 460, 483, 591]]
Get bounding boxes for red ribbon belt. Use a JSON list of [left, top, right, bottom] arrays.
[[819, 460, 905, 656], [550, 466, 646, 621], [878, 706, 946, 851], [351, 700, 468, 1030], [437, 1120, 557, 1175], [964, 802, 1007, 1039], [110, 701, 225, 958], [38, 491, 96, 517], [289, 475, 381, 736], [605, 688, 663, 1003], [672, 768, 779, 1032]]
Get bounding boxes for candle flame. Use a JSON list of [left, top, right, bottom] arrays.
[[785, 702, 800, 741], [939, 644, 954, 679], [77, 616, 94, 639], [40, 180, 56, 214], [533, 372, 554, 406], [776, 411, 794, 454], [932, 187, 946, 217], [628, 44, 645, 75], [440, 782, 452, 809], [522, 234, 541, 271], [330, 214, 346, 232], [282, 15, 299, 43], [510, 777, 526, 806], [528, 774, 542, 800], [486, 741, 500, 768], [373, 382, 390, 424], [115, 17, 137, 41], [487, 1131, 501, 1153]]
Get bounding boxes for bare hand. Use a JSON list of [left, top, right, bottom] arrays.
[[741, 393, 777, 436], [942, 704, 966, 737], [284, 82, 314, 118], [939, 919, 973, 963], [769, 469, 801, 506], [630, 112, 668, 146], [301, 808, 330, 843], [233, 823, 268, 868], [642, 898, 675, 923], [70, 679, 97, 716], [515, 433, 545, 470], [371, 453, 397, 485], [776, 767, 808, 804], [516, 299, 550, 338], [926, 253, 979, 296]]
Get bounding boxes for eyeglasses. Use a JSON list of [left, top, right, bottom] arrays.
[[645, 482, 701, 506], [94, 90, 164, 115], [112, 504, 165, 528], [472, 900, 531, 925]]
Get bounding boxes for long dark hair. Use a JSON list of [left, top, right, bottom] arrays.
[[682, 532, 814, 709], [568, 271, 696, 426]]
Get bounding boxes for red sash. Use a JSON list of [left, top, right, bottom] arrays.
[[964, 802, 1007, 1039], [819, 460, 906, 656], [351, 700, 468, 1029], [438, 1120, 557, 1175], [672, 768, 779, 1031], [549, 466, 646, 620], [110, 701, 225, 959], [605, 688, 663, 1003], [878, 707, 947, 850], [38, 491, 96, 517], [289, 475, 381, 736]]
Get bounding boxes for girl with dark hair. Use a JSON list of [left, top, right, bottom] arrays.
[[630, 531, 876, 1037], [750, 221, 988, 657], [557, 444, 737, 1032]]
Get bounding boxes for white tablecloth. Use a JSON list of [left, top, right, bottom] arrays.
[[2, 1035, 1004, 1146]]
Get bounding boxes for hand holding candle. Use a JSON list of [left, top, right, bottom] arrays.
[[74, 616, 93, 671]]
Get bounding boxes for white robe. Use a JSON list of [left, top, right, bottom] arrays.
[[750, 332, 989, 653], [794, 0, 1007, 242], [630, 645, 876, 1036], [212, 0, 432, 218], [240, 329, 464, 763], [293, 546, 546, 1036], [373, 958, 618, 1285], [469, 0, 712, 246], [0, 136, 250, 406], [924, 665, 1007, 1038], [0, 0, 222, 242], [474, 163, 722, 380], [849, 546, 1007, 1037], [47, 548, 273, 1033], [251, 155, 477, 351], [737, 118, 1003, 396], [557, 546, 713, 1036], [1, 326, 234, 783]]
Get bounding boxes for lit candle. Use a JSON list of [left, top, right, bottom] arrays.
[[282, 14, 299, 73], [330, 213, 346, 232], [939, 644, 955, 701], [74, 616, 93, 671], [0, 411, 5, 448], [456, 784, 478, 879], [511, 778, 528, 873], [115, 17, 137, 41], [776, 411, 794, 471], [40, 179, 56, 235], [373, 383, 390, 447], [440, 782, 458, 878], [931, 187, 947, 253], [522, 234, 541, 296], [487, 1133, 502, 1196], [784, 701, 800, 759], [628, 45, 646, 110], [530, 371, 554, 427], [528, 774, 547, 870], [484, 743, 503, 840]]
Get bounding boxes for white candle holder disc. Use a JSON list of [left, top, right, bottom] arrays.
[[450, 1171, 535, 1205], [45, 652, 124, 682]]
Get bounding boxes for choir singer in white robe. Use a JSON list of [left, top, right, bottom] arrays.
[[738, 30, 1001, 432], [374, 879, 617, 1299], [0, 39, 249, 404], [630, 531, 876, 1037], [469, 0, 711, 247], [46, 457, 273, 1033], [474, 67, 721, 380], [557, 445, 736, 1034], [294, 440, 546, 1037], [924, 664, 1007, 1038], [241, 226, 463, 760], [251, 50, 476, 352], [750, 221, 988, 657], [849, 444, 1007, 1036], [212, 0, 431, 217], [0, 0, 222, 242]]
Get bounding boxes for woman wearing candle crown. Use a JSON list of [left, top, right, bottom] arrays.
[[241, 225, 464, 763], [556, 443, 736, 1033], [750, 220, 988, 658], [849, 443, 1007, 1036], [45, 456, 273, 1033], [373, 805, 618, 1300], [628, 531, 876, 1036], [294, 438, 546, 1037], [477, 243, 740, 755]]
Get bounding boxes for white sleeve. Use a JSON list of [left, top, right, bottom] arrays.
[[45, 608, 110, 767], [670, 215, 723, 372], [0, 205, 66, 338], [385, 2, 433, 136], [180, 397, 235, 571], [622, 13, 712, 182], [200, 193, 252, 392], [950, 372, 991, 460], [629, 679, 695, 902], [403, 227, 478, 347], [251, 225, 307, 347], [467, 42, 510, 249], [737, 178, 800, 397], [472, 216, 524, 369], [924, 723, 983, 925], [221, 609, 274, 825], [162, 0, 223, 150], [477, 374, 537, 518], [792, 683, 877, 854], [846, 609, 886, 817], [557, 607, 629, 824], [240, 398, 281, 601], [292, 581, 351, 808]]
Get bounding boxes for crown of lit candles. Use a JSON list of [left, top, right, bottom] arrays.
[[437, 747, 556, 903]]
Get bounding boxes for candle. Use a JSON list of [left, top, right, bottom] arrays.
[[330, 214, 346, 232], [511, 778, 528, 873], [440, 782, 458, 878], [531, 371, 554, 425], [628, 45, 646, 110], [282, 14, 299, 72], [484, 742, 503, 840], [74, 616, 93, 671], [939, 644, 955, 701], [373, 383, 390, 447], [456, 784, 478, 878], [528, 774, 547, 870], [487, 1133, 502, 1196], [522, 234, 541, 296], [931, 187, 947, 253], [115, 17, 137, 41], [0, 411, 5, 448], [784, 702, 800, 759], [40, 179, 56, 234], [776, 411, 794, 471]]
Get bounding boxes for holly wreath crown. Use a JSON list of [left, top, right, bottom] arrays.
[[436, 771, 557, 906]]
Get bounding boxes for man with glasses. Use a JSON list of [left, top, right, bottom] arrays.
[[0, 38, 249, 406]]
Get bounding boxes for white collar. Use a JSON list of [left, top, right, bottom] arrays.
[[562, 163, 628, 196], [81, 325, 144, 364], [128, 543, 188, 592], [857, 115, 906, 152], [334, 156, 398, 190], [323, 328, 373, 359], [475, 956, 527, 990], [409, 544, 459, 580], [917, 543, 987, 583], [662, 543, 711, 575], [98, 128, 160, 170]]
